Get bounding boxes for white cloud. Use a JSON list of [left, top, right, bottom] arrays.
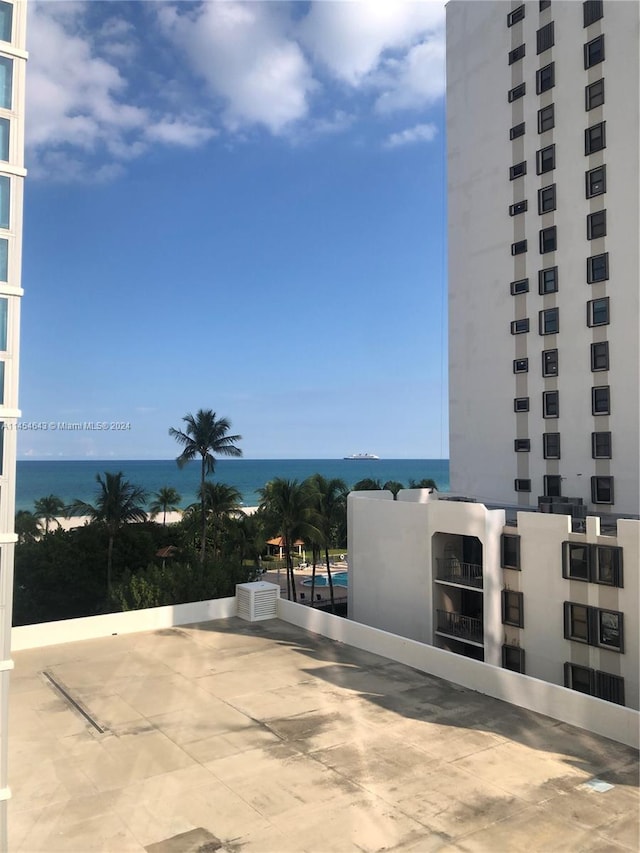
[[144, 120, 217, 148], [374, 39, 446, 113], [384, 122, 438, 149]]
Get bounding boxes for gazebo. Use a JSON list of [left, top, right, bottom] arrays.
[[266, 537, 305, 560]]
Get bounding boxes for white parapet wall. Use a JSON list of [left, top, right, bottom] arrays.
[[277, 597, 640, 750]]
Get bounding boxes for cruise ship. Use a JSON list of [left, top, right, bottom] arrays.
[[343, 453, 380, 461]]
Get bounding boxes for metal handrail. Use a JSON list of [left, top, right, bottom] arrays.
[[436, 609, 483, 643], [436, 558, 483, 588]]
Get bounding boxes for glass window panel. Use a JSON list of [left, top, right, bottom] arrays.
[[0, 175, 9, 229], [0, 3, 12, 43], [0, 297, 7, 351], [0, 360, 4, 405], [0, 56, 12, 110], [0, 237, 7, 281], [0, 117, 8, 161], [599, 611, 621, 650]]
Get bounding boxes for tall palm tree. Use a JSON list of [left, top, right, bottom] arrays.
[[33, 494, 65, 534], [199, 481, 244, 556], [15, 509, 41, 544], [307, 475, 348, 612], [149, 486, 182, 526], [67, 472, 147, 604], [169, 410, 242, 562], [226, 513, 266, 572]]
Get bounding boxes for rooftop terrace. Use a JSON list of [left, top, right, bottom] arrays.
[[9, 615, 639, 852]]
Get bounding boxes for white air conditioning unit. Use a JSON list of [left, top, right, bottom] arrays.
[[236, 581, 280, 622]]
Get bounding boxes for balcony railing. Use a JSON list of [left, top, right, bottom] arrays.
[[436, 609, 483, 643], [436, 558, 483, 588]]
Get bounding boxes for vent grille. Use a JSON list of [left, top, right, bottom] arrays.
[[236, 582, 279, 621]]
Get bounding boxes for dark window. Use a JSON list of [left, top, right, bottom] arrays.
[[510, 278, 529, 295], [586, 165, 606, 198], [508, 83, 526, 102], [502, 645, 525, 673], [508, 5, 525, 26], [536, 145, 555, 175], [585, 121, 606, 154], [583, 0, 603, 27], [587, 252, 608, 282], [587, 297, 609, 327], [513, 358, 529, 373], [502, 590, 524, 627], [511, 318, 529, 334], [538, 266, 558, 294], [514, 397, 530, 413], [543, 390, 559, 418], [537, 22, 554, 54], [510, 161, 527, 180], [584, 35, 605, 69], [510, 122, 526, 140], [510, 200, 528, 216], [587, 210, 606, 240], [592, 430, 611, 458], [542, 348, 558, 376], [594, 545, 622, 587], [590, 341, 609, 372], [540, 0, 551, 9], [501, 534, 521, 569], [586, 78, 604, 111], [544, 474, 562, 497], [539, 226, 557, 253], [514, 438, 531, 451], [539, 307, 559, 335], [565, 663, 624, 705], [538, 184, 556, 213], [564, 602, 592, 643], [515, 478, 531, 492], [543, 432, 560, 459], [538, 104, 555, 133], [512, 240, 528, 256], [592, 385, 610, 415], [563, 543, 590, 581], [595, 671, 625, 706], [509, 44, 526, 65], [598, 609, 623, 652], [591, 475, 614, 504], [565, 662, 594, 695], [536, 62, 555, 93]]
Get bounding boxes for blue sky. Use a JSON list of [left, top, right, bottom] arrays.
[[20, 0, 447, 460]]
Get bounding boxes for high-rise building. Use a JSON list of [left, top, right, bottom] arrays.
[[0, 0, 27, 844], [448, 0, 639, 519]]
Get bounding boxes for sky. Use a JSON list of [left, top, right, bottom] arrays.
[[19, 0, 448, 461]]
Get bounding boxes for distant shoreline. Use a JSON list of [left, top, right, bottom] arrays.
[[51, 506, 259, 532]]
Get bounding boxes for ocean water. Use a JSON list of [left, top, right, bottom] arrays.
[[16, 459, 450, 512]]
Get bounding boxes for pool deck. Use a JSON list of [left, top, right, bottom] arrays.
[[9, 615, 639, 852], [263, 562, 348, 603]]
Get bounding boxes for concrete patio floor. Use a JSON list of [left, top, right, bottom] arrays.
[[8, 617, 639, 852]]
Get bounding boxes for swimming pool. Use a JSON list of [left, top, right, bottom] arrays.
[[301, 571, 348, 588]]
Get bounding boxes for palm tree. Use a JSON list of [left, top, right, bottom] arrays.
[[226, 513, 266, 572], [352, 478, 382, 491], [15, 509, 41, 544], [169, 410, 242, 562], [67, 472, 147, 604], [33, 494, 65, 534], [258, 478, 319, 603], [383, 480, 404, 499], [408, 478, 438, 490], [199, 481, 243, 556], [149, 486, 182, 526], [307, 475, 348, 612]]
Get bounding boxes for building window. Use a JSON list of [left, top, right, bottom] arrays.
[[587, 210, 606, 240], [565, 664, 624, 705], [586, 166, 606, 198], [509, 200, 528, 216], [536, 23, 554, 54], [0, 56, 12, 111], [543, 390, 559, 418], [512, 240, 528, 256], [510, 161, 527, 180], [510, 122, 526, 140], [536, 62, 555, 93], [0, 297, 6, 351], [599, 610, 623, 652], [564, 662, 594, 695], [592, 430, 611, 458], [501, 534, 521, 569], [592, 385, 610, 415], [591, 475, 614, 504], [513, 358, 529, 373], [595, 546, 622, 586], [0, 117, 8, 162], [563, 543, 590, 581], [0, 360, 4, 404], [508, 83, 526, 103], [509, 45, 526, 65], [543, 432, 560, 459], [587, 297, 609, 327], [542, 348, 558, 377], [538, 104, 555, 133], [595, 671, 625, 706], [585, 78, 604, 111], [538, 184, 556, 214], [539, 307, 559, 335], [502, 645, 525, 673], [585, 121, 606, 155], [511, 318, 529, 334], [564, 602, 590, 643], [510, 278, 529, 295], [514, 438, 531, 451], [538, 266, 558, 294], [0, 3, 12, 43], [539, 226, 556, 253], [0, 174, 9, 230], [502, 590, 524, 628], [540, 0, 551, 9], [514, 479, 531, 492], [536, 145, 555, 175], [544, 474, 562, 497], [514, 397, 530, 413], [587, 252, 608, 282], [508, 5, 525, 26], [583, 0, 603, 27], [590, 341, 609, 372], [584, 35, 605, 69], [0, 237, 7, 282]]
